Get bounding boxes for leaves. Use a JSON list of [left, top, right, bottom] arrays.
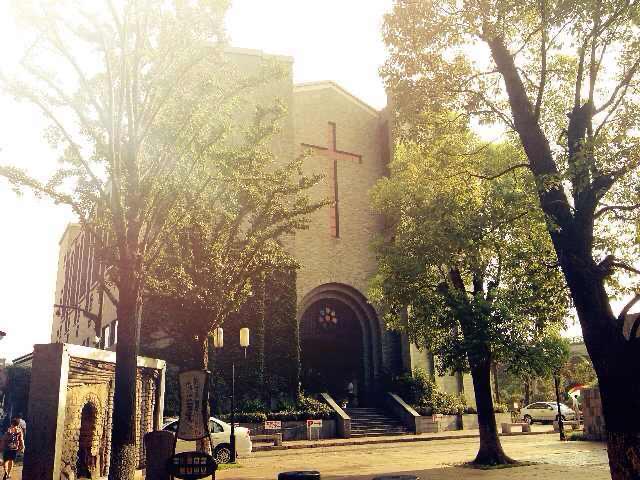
[[0, 0, 324, 347], [370, 122, 569, 372]]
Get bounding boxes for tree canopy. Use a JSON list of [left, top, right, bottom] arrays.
[[370, 123, 569, 464], [382, 2, 640, 476], [0, 1, 323, 477], [370, 128, 569, 371]]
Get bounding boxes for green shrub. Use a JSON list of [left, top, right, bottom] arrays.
[[493, 403, 509, 413], [393, 368, 435, 404], [391, 369, 465, 415], [239, 398, 267, 413], [220, 412, 267, 424], [227, 392, 333, 423]]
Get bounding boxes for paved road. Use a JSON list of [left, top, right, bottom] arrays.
[[218, 435, 610, 480], [8, 433, 610, 479]]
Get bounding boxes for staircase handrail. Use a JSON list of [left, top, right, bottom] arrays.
[[319, 392, 351, 438]]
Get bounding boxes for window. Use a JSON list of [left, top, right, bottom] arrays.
[[209, 420, 223, 433], [110, 320, 118, 346], [164, 421, 178, 433], [102, 324, 111, 348]]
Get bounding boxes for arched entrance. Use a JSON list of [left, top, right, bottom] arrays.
[[299, 283, 382, 405], [77, 403, 99, 479]]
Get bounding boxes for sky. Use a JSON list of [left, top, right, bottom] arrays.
[[0, 0, 394, 361]]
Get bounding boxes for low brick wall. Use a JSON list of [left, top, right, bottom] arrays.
[[240, 420, 337, 441], [583, 387, 606, 440]]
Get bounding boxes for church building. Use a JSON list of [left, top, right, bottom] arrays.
[[49, 47, 474, 408]]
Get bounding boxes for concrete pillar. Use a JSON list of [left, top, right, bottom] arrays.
[[23, 343, 70, 480]]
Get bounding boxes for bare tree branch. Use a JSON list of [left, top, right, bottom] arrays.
[[595, 203, 640, 218]]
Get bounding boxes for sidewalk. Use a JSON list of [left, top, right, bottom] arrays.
[[253, 424, 557, 452]]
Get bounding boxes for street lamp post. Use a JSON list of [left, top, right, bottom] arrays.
[[213, 326, 250, 464], [54, 304, 101, 346]]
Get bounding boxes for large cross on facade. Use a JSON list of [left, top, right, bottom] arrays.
[[302, 122, 362, 238]]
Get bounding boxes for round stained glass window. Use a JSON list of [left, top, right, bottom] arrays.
[[318, 306, 338, 328]]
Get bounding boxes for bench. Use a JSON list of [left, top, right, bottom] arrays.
[[553, 420, 580, 432], [251, 433, 283, 446], [501, 422, 531, 434]]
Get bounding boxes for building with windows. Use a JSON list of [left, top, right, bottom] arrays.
[[50, 47, 473, 407]]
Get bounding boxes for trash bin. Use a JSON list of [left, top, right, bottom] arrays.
[[372, 476, 419, 480], [278, 471, 321, 480]]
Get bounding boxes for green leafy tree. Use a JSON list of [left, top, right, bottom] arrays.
[[382, 2, 640, 476], [501, 335, 569, 406], [498, 340, 596, 407], [370, 129, 569, 465], [0, 1, 321, 477]]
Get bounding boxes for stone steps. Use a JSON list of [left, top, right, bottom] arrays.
[[345, 407, 411, 438]]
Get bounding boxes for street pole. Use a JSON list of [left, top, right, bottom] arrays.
[[230, 361, 236, 463], [554, 374, 566, 441]]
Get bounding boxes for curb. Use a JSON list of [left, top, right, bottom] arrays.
[[253, 430, 557, 452]]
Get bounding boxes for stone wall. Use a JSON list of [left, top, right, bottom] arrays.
[[23, 344, 165, 480], [239, 420, 336, 441], [62, 384, 110, 479], [583, 387, 606, 440]]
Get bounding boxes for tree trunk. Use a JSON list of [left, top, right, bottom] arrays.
[[470, 358, 515, 466], [491, 362, 501, 404], [487, 34, 640, 479], [576, 287, 640, 479], [108, 285, 141, 480]]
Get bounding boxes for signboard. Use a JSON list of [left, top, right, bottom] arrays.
[[306, 419, 322, 428], [264, 420, 282, 430], [168, 452, 217, 479], [177, 370, 209, 440], [431, 414, 442, 421]]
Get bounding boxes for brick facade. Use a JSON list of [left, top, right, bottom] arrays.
[[49, 47, 471, 407]]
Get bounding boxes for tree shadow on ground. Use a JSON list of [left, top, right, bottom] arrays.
[[320, 463, 585, 479]]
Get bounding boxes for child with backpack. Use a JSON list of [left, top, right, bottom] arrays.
[[0, 417, 24, 479]]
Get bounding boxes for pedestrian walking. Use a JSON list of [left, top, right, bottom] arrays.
[[1, 417, 24, 479], [13, 415, 25, 446]]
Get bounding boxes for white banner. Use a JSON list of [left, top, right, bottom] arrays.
[[177, 370, 209, 440], [264, 420, 282, 430]]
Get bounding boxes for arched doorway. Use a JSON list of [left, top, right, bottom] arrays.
[[299, 283, 382, 405], [77, 403, 98, 479]]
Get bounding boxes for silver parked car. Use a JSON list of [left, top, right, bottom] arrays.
[[520, 401, 576, 424]]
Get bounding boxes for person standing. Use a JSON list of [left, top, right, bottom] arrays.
[[1, 417, 24, 479], [13, 415, 25, 446], [347, 380, 356, 407]]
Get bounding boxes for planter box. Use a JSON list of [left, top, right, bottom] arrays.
[[239, 420, 337, 441], [461, 413, 512, 430], [433, 414, 460, 431]]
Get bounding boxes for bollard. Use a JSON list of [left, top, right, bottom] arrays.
[[144, 430, 175, 480], [278, 471, 321, 480], [373, 476, 420, 480]]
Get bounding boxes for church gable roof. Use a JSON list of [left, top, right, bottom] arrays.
[[294, 81, 380, 118]]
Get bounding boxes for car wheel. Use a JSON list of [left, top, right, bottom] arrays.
[[214, 445, 232, 464], [523, 415, 533, 425]]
